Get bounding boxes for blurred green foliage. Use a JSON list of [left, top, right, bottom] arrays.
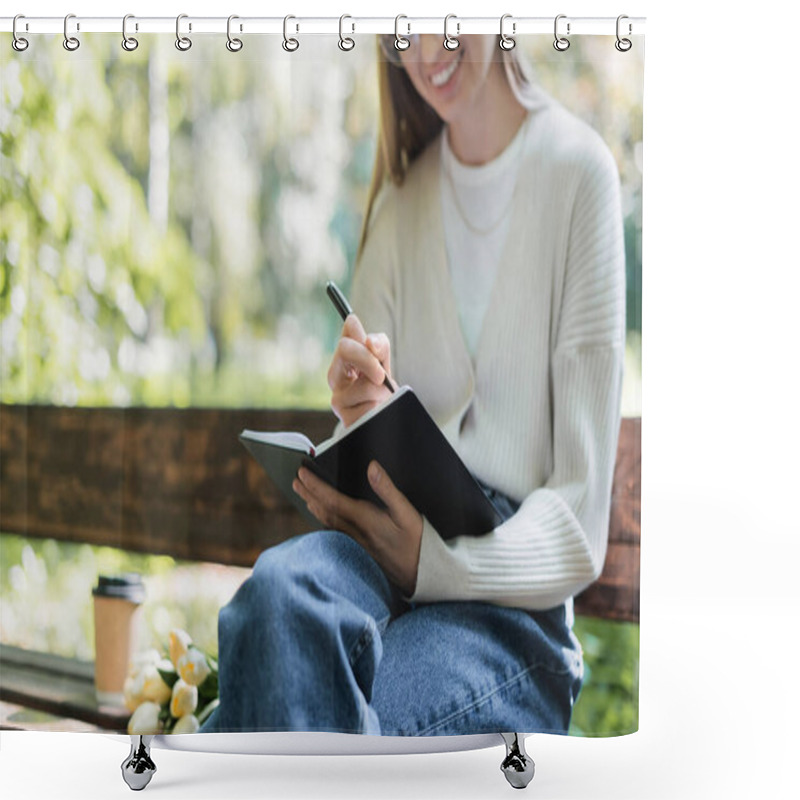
[[1, 35, 377, 408], [570, 615, 639, 736]]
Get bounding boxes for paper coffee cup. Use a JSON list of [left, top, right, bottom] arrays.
[[92, 574, 145, 706]]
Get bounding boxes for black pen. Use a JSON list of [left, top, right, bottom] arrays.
[[326, 281, 395, 394]]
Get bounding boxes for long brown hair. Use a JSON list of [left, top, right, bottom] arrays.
[[356, 38, 544, 260]]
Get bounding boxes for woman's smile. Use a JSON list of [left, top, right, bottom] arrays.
[[430, 50, 463, 89], [399, 37, 500, 130]]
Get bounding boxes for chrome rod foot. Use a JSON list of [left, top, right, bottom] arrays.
[[121, 735, 157, 791], [500, 733, 535, 789]]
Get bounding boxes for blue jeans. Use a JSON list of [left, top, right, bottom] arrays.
[[200, 488, 583, 736]]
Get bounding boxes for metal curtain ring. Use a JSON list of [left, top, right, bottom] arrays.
[[283, 15, 299, 52], [394, 15, 410, 51], [12, 14, 29, 52], [443, 14, 460, 51], [227, 15, 243, 52], [122, 14, 139, 51], [176, 14, 192, 51], [553, 14, 570, 51], [615, 14, 632, 52], [63, 13, 80, 51], [499, 14, 516, 51], [338, 14, 355, 51]]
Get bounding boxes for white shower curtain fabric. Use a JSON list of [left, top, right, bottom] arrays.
[[0, 30, 642, 738]]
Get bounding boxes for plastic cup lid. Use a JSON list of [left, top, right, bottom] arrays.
[[92, 573, 146, 603]]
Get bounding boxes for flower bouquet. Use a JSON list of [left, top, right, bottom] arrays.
[[125, 629, 219, 735]]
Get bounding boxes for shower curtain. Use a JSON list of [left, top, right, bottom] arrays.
[[0, 20, 642, 742]]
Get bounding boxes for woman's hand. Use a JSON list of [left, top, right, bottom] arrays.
[[328, 315, 395, 428], [292, 460, 423, 596]]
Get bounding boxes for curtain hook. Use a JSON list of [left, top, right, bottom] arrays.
[[553, 14, 570, 51], [227, 15, 243, 52], [394, 15, 410, 52], [444, 13, 460, 51], [499, 14, 516, 51], [338, 14, 355, 51], [615, 15, 632, 52], [176, 14, 192, 51], [283, 15, 299, 52], [63, 13, 80, 51], [122, 14, 139, 52], [12, 14, 29, 52]]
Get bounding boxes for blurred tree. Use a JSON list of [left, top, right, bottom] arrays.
[[1, 36, 206, 407], [1, 35, 379, 409]]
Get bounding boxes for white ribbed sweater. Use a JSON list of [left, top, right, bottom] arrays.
[[351, 97, 626, 611]]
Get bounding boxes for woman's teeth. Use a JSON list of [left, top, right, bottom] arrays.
[[431, 53, 462, 88]]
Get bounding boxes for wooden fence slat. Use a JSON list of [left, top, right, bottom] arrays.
[[0, 405, 335, 565], [0, 405, 640, 622]]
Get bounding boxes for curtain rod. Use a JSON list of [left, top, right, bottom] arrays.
[[1, 16, 646, 37]]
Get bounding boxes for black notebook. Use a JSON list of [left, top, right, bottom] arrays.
[[240, 386, 502, 540]]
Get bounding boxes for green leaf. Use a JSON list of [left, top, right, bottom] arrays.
[[157, 667, 179, 690], [198, 671, 219, 700]]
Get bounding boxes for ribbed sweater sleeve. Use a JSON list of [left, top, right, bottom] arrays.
[[408, 135, 626, 610]]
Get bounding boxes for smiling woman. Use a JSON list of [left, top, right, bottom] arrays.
[[202, 31, 630, 753]]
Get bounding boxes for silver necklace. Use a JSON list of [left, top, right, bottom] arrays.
[[442, 115, 529, 236]]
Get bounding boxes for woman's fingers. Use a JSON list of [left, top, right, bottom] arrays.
[[365, 332, 392, 380], [341, 313, 367, 343], [337, 401, 380, 429], [293, 470, 337, 528], [293, 467, 375, 545], [293, 464, 422, 595], [327, 315, 394, 427], [329, 358, 389, 425], [328, 333, 390, 391], [341, 337, 388, 385], [327, 348, 357, 392], [366, 461, 415, 527]]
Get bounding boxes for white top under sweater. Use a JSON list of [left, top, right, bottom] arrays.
[[440, 114, 529, 357], [351, 92, 626, 611]]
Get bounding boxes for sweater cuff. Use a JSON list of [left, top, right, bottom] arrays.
[[404, 517, 470, 604]]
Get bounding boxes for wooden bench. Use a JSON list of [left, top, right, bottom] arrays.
[[0, 403, 640, 731]]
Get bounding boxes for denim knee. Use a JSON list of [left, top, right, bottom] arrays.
[[251, 529, 356, 584], [242, 530, 380, 621], [243, 532, 333, 617], [217, 532, 350, 674]]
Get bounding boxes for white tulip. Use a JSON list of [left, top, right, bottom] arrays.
[[129, 649, 162, 676], [127, 702, 163, 735], [170, 679, 198, 718], [141, 664, 172, 705], [171, 714, 200, 735], [157, 657, 175, 673], [123, 671, 146, 713], [169, 629, 192, 669], [177, 649, 211, 687]]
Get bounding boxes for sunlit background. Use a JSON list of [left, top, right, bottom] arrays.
[[1, 33, 642, 735]]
